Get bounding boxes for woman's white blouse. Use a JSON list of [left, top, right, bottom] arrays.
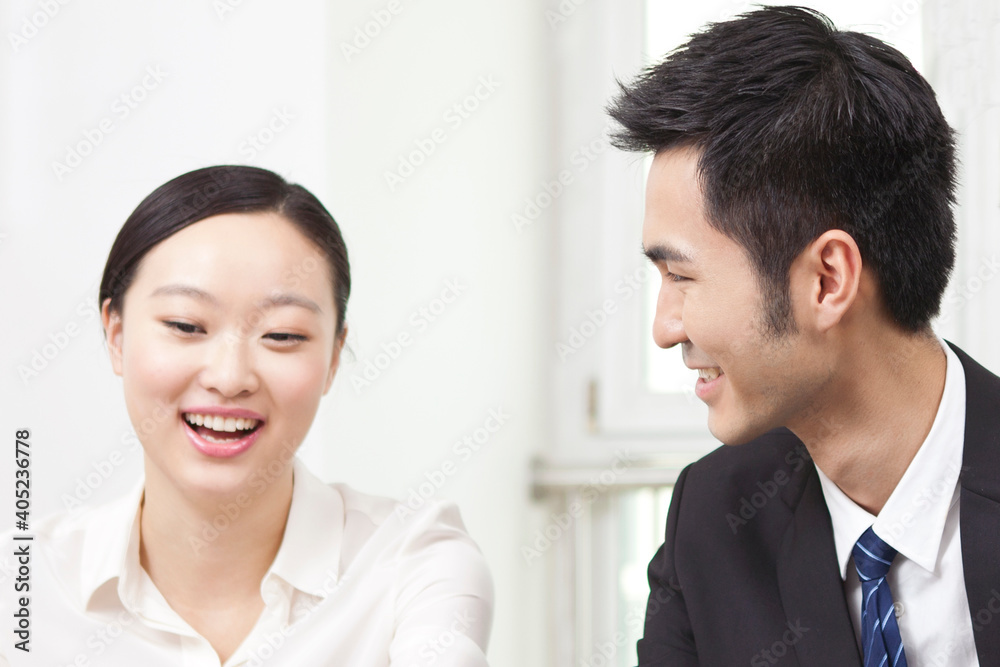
[[0, 458, 494, 666]]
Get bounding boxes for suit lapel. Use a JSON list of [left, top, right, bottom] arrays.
[[951, 342, 1000, 664], [776, 465, 863, 666]]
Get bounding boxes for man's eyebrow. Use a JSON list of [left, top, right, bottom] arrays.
[[150, 285, 322, 313], [642, 244, 693, 264]]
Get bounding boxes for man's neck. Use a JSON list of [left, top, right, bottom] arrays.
[[788, 332, 947, 516]]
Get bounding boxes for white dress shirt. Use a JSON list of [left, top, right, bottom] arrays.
[[815, 339, 979, 666], [0, 457, 493, 666]]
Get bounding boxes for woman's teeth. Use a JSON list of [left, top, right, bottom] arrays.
[[183, 413, 259, 432], [202, 431, 240, 443], [697, 368, 722, 381]]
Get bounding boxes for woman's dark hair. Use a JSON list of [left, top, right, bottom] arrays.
[[99, 165, 351, 336], [608, 5, 957, 335]]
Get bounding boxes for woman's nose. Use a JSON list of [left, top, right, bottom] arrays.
[[199, 332, 260, 397]]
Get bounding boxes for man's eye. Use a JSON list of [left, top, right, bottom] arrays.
[[665, 271, 689, 283], [164, 320, 201, 334]]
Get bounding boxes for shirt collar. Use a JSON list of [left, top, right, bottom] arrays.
[[78, 474, 145, 613], [79, 457, 346, 610], [265, 457, 345, 598], [815, 337, 966, 579]]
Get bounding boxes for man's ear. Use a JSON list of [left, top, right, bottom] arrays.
[[793, 229, 863, 333], [101, 298, 124, 376], [322, 325, 347, 395]]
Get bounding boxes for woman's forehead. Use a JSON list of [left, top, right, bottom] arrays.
[[127, 212, 336, 308]]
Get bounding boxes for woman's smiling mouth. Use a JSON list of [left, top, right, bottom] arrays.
[[181, 408, 265, 457]]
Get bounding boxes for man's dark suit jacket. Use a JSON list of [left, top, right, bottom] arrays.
[[638, 343, 1000, 666]]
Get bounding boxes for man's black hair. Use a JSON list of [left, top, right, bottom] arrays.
[[608, 5, 957, 335]]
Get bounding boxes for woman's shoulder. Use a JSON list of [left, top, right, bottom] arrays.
[[0, 485, 142, 622], [318, 480, 488, 574], [328, 481, 476, 550], [328, 482, 494, 608], [291, 473, 494, 662], [330, 482, 464, 529], [4, 483, 141, 553]]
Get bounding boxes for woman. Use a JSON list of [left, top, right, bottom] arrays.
[[1, 166, 493, 666]]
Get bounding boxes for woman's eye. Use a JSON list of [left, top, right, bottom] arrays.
[[264, 332, 308, 344], [164, 320, 202, 335]]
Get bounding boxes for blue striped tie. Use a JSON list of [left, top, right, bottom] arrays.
[[853, 527, 908, 667]]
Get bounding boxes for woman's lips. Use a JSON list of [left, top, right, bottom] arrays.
[[181, 415, 263, 458]]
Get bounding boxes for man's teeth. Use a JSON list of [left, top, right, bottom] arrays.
[[697, 368, 722, 381], [183, 413, 259, 432]]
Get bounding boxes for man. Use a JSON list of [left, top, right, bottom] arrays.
[[607, 6, 999, 666]]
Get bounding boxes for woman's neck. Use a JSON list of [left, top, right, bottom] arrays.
[[137, 456, 294, 660]]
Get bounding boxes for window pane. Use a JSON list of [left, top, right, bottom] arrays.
[[616, 486, 674, 666]]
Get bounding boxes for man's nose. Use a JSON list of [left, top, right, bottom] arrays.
[[651, 281, 688, 349]]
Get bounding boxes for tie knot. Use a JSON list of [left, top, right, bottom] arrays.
[[853, 526, 898, 581]]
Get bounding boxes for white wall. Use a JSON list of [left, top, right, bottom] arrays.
[[0, 1, 553, 664], [322, 3, 553, 665], [925, 0, 1000, 370]]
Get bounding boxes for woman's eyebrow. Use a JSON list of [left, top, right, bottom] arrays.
[[257, 293, 322, 314], [150, 284, 218, 303], [150, 284, 322, 314]]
